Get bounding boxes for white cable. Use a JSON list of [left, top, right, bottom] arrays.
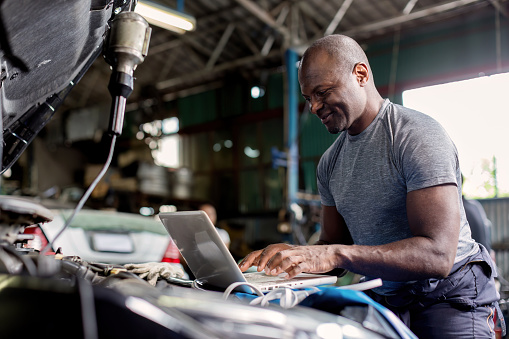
[[337, 278, 383, 291], [222, 282, 264, 299], [40, 135, 117, 256], [246, 278, 382, 309], [223, 279, 380, 309], [249, 286, 320, 309]]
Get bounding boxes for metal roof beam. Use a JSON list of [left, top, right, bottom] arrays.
[[290, 3, 300, 45], [261, 5, 290, 56], [402, 0, 419, 15], [148, 39, 183, 55], [297, 9, 308, 42], [325, 0, 355, 36], [149, 1, 299, 57], [235, 0, 289, 37], [237, 27, 260, 55], [156, 50, 281, 90], [298, 1, 330, 29], [180, 34, 214, 58], [157, 52, 179, 82], [149, 7, 272, 57], [297, 3, 323, 37], [342, 0, 483, 37], [182, 45, 206, 68], [206, 23, 236, 69], [488, 0, 508, 17]]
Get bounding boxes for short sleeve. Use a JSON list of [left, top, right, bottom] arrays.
[[317, 148, 337, 207], [395, 113, 459, 192]]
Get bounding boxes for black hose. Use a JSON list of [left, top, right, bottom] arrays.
[[0, 244, 37, 276], [76, 277, 98, 339], [60, 260, 102, 283]]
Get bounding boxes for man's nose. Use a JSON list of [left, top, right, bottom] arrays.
[[309, 98, 323, 115]]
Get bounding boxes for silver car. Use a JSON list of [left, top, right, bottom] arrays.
[[31, 209, 180, 265]]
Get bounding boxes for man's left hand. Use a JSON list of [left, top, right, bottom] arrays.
[[261, 245, 340, 279]]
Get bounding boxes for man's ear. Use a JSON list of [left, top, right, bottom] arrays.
[[353, 62, 369, 86]]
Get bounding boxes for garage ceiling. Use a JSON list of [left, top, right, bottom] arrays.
[[63, 0, 506, 114]]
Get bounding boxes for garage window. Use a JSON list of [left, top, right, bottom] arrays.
[[403, 72, 509, 198]]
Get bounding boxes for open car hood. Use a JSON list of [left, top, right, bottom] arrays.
[[0, 0, 130, 173]]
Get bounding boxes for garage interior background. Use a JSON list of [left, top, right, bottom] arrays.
[[3, 0, 509, 269]]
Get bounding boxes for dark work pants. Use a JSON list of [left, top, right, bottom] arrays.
[[366, 245, 504, 338]]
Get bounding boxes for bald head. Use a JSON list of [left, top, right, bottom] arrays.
[[299, 35, 373, 85], [298, 35, 384, 135]]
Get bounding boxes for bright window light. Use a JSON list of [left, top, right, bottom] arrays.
[[2, 168, 11, 178], [140, 207, 155, 216], [224, 139, 233, 148], [142, 122, 153, 134], [244, 146, 260, 158], [152, 135, 180, 168], [159, 205, 177, 213], [162, 117, 179, 134], [251, 86, 265, 99], [403, 72, 509, 198]]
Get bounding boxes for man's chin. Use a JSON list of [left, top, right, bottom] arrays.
[[326, 126, 341, 134]]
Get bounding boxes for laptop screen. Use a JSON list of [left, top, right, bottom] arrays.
[[159, 211, 248, 289]]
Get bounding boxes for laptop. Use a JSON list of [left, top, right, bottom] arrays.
[[159, 211, 338, 293]]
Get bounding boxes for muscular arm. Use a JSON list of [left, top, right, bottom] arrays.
[[329, 183, 460, 280], [315, 204, 353, 245], [258, 184, 460, 281]]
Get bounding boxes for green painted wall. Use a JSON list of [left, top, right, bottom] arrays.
[[218, 81, 244, 118], [299, 111, 338, 158], [178, 90, 217, 129]]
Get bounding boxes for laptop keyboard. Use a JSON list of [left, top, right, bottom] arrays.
[[243, 272, 292, 283]]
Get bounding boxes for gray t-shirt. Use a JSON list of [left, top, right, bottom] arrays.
[[317, 99, 478, 294]]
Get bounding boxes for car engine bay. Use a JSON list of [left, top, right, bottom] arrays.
[[0, 196, 407, 339]]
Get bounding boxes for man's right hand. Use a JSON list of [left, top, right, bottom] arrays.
[[238, 243, 294, 273]]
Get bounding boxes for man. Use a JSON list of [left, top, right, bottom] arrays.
[[199, 203, 230, 249], [239, 35, 502, 338]]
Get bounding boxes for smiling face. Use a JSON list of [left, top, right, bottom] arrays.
[[298, 49, 372, 135]]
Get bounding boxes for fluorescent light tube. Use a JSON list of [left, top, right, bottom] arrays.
[[135, 1, 196, 34]]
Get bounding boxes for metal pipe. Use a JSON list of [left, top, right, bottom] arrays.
[[285, 49, 298, 207]]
